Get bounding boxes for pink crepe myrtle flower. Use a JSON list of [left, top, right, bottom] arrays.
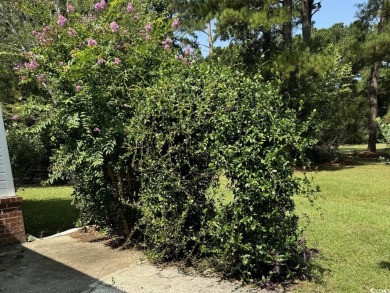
[[97, 57, 104, 65], [32, 27, 53, 45], [177, 54, 184, 61], [162, 38, 173, 49], [43, 26, 51, 33], [145, 34, 151, 40], [114, 58, 121, 65], [32, 31, 47, 45], [93, 127, 101, 133], [172, 18, 180, 30], [68, 27, 77, 37], [24, 59, 39, 70], [66, 4, 75, 13], [185, 46, 191, 55], [110, 21, 119, 33], [75, 85, 82, 92], [126, 3, 134, 12], [37, 74, 46, 82], [94, 0, 106, 11], [144, 22, 152, 32], [161, 41, 170, 50], [57, 15, 68, 27], [87, 38, 97, 46], [12, 115, 20, 121]]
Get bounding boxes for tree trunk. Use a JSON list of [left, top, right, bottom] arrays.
[[367, 0, 389, 152], [207, 21, 214, 54], [368, 62, 379, 153], [382, 0, 390, 24], [282, 0, 293, 48], [301, 0, 312, 45], [263, 30, 272, 61]]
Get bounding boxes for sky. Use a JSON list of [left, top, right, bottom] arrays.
[[313, 0, 360, 28], [198, 0, 362, 55]]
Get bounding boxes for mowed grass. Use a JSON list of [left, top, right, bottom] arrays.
[[18, 186, 78, 238], [294, 148, 390, 292]]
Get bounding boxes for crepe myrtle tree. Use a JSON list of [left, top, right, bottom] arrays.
[[15, 0, 186, 235]]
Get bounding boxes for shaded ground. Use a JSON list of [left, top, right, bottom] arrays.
[[0, 230, 267, 293], [310, 147, 389, 172]]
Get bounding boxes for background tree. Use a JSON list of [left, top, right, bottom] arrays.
[[328, 0, 390, 152], [358, 0, 390, 152]]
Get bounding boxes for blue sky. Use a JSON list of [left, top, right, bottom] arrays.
[[198, 0, 362, 55], [313, 0, 360, 28]]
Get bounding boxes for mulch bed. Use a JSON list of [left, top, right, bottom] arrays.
[[69, 227, 110, 243], [69, 226, 127, 249]]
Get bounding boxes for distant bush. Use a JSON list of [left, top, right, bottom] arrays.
[[377, 118, 390, 146], [7, 128, 48, 187]]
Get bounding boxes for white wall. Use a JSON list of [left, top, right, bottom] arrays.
[[0, 107, 15, 197]]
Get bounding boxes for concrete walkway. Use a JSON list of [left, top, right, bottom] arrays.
[[0, 233, 265, 293]]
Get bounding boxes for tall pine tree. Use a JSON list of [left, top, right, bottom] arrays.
[[357, 0, 390, 152]]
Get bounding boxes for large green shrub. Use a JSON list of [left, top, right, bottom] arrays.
[[126, 63, 220, 260], [17, 0, 314, 281], [203, 75, 313, 281]]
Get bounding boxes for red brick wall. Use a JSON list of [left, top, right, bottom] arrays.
[[0, 197, 26, 246]]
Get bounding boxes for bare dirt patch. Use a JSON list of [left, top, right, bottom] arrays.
[[69, 226, 110, 243]]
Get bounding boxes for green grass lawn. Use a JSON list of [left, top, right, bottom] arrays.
[[294, 150, 390, 292], [18, 186, 78, 238]]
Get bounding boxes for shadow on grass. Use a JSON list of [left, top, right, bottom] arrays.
[[312, 153, 386, 172], [304, 252, 332, 286], [378, 261, 390, 271], [22, 198, 78, 238]]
